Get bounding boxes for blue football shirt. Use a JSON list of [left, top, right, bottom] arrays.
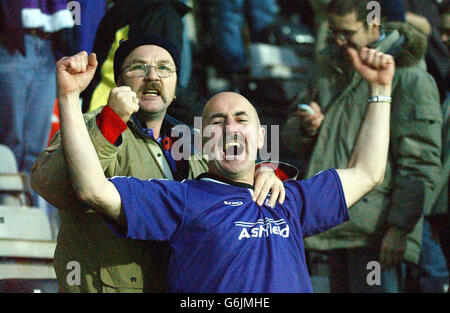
[[109, 168, 348, 292]]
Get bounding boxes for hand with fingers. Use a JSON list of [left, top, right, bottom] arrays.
[[253, 166, 286, 208], [346, 47, 395, 93], [295, 102, 324, 136], [380, 226, 407, 271], [56, 51, 98, 97], [107, 86, 140, 124]]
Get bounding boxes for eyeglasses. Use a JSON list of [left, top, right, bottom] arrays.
[[121, 62, 177, 78], [328, 25, 365, 41]]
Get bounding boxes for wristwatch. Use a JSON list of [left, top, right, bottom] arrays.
[[368, 95, 392, 103]]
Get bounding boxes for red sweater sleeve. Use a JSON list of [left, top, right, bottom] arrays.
[[255, 162, 290, 181], [96, 106, 128, 144]]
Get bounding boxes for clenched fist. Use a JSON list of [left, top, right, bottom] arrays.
[[56, 51, 98, 97], [106, 87, 140, 124], [346, 47, 395, 89]]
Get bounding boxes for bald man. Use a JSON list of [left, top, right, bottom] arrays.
[[56, 46, 395, 292]]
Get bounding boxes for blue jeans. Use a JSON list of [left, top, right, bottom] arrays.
[[179, 0, 192, 89], [0, 34, 56, 175], [418, 220, 449, 292], [214, 0, 278, 73]]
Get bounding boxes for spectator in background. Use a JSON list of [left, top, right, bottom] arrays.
[[439, 1, 450, 100], [0, 0, 75, 204], [80, 0, 190, 114], [309, 0, 406, 57], [211, 0, 279, 76], [309, 0, 331, 55], [281, 0, 443, 292], [416, 1, 450, 293], [74, 0, 107, 53], [441, 2, 450, 53], [438, 1, 450, 287], [403, 0, 449, 103], [380, 0, 406, 22]]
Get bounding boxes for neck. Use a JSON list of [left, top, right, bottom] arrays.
[[208, 161, 255, 186]]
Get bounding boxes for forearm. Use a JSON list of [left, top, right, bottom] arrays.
[[350, 85, 391, 183], [337, 85, 391, 207], [58, 93, 120, 219]]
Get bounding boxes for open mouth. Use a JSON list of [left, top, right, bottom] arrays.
[[223, 140, 245, 159], [142, 88, 161, 97]]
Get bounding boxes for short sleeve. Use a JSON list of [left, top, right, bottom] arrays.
[[109, 177, 188, 241], [284, 169, 349, 237]]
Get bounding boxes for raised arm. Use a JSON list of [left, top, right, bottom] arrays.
[[56, 52, 133, 226], [335, 47, 395, 207]]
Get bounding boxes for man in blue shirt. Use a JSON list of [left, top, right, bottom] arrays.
[[55, 46, 395, 292]]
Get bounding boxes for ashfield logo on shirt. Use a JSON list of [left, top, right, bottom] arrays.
[[224, 201, 243, 206], [235, 218, 289, 240]]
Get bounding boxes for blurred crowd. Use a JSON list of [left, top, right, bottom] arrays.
[[0, 0, 448, 293]]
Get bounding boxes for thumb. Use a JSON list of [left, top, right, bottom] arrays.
[[346, 47, 364, 72], [309, 102, 321, 114], [87, 52, 98, 73]]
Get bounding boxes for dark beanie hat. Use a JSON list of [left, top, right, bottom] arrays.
[[113, 34, 180, 84]]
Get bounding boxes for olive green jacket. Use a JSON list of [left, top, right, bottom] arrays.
[[31, 108, 208, 292], [281, 23, 443, 264], [428, 98, 449, 217]]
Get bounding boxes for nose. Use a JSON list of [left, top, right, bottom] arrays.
[[225, 120, 243, 138], [225, 116, 240, 128], [145, 65, 160, 80]]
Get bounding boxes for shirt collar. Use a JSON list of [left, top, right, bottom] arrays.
[[196, 173, 254, 190], [369, 28, 386, 48], [130, 114, 176, 140]]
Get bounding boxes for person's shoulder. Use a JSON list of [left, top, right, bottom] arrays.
[[82, 106, 103, 122], [284, 169, 340, 190], [393, 65, 440, 97]]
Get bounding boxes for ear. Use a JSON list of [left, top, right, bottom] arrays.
[[257, 126, 266, 150]]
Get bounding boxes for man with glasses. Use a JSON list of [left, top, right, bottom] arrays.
[[31, 36, 288, 292], [281, 0, 442, 292]]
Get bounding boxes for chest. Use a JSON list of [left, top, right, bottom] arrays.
[[175, 194, 301, 254]]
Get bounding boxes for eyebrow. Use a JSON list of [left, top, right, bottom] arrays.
[[209, 111, 250, 120], [122, 58, 174, 70]]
